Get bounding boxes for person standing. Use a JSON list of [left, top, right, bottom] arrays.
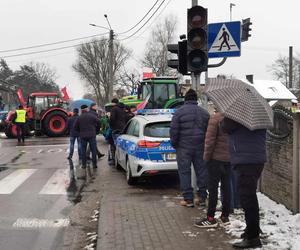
[[74, 105, 100, 169], [109, 98, 126, 165], [14, 105, 27, 144], [124, 105, 135, 124], [170, 89, 209, 207], [89, 103, 105, 159], [194, 112, 231, 228], [222, 117, 266, 249], [67, 108, 82, 162]]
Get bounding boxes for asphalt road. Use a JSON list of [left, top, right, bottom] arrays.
[[0, 134, 90, 250]]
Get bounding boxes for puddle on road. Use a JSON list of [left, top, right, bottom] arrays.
[[0, 151, 25, 168], [0, 166, 8, 172], [66, 160, 97, 205]]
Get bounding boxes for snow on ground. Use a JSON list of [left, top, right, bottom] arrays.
[[225, 192, 300, 249]]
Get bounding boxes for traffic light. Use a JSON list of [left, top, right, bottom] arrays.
[[167, 40, 187, 75], [241, 18, 252, 42], [187, 5, 208, 73]]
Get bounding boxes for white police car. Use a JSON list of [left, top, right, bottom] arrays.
[[115, 109, 177, 185]]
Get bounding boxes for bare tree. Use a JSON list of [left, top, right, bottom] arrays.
[[268, 54, 300, 88], [73, 38, 131, 105], [29, 62, 58, 85], [142, 14, 178, 76], [116, 68, 140, 95]]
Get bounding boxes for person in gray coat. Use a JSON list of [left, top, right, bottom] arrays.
[[170, 89, 209, 207]]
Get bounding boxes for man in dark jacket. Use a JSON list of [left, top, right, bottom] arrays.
[[74, 105, 100, 169], [67, 108, 82, 161], [222, 117, 266, 249], [88, 103, 105, 159], [108, 98, 126, 165], [170, 89, 209, 207]]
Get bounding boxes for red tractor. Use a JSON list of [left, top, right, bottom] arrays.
[[4, 89, 70, 138]]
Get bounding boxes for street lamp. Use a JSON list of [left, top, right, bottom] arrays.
[[90, 15, 114, 101], [89, 23, 110, 31], [230, 3, 236, 21]]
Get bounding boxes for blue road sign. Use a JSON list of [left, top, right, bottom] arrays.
[[208, 21, 241, 58]]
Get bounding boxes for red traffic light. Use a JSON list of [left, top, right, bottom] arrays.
[[188, 6, 207, 28]]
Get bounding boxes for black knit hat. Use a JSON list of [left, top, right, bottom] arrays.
[[73, 108, 79, 113], [90, 103, 96, 108], [111, 98, 119, 104], [184, 89, 197, 101], [80, 104, 88, 110]]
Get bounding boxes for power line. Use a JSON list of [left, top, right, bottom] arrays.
[[0, 38, 110, 59], [118, 0, 167, 41], [123, 0, 173, 44], [117, 0, 160, 35], [0, 32, 109, 54]]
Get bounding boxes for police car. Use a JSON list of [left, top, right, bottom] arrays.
[[114, 109, 177, 185]]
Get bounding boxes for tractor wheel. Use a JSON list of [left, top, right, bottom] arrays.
[[43, 111, 68, 137], [4, 124, 17, 138]]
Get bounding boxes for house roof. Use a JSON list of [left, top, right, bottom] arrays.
[[242, 79, 297, 101]]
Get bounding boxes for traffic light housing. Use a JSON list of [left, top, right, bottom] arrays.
[[167, 40, 187, 75], [187, 5, 208, 73], [241, 18, 252, 42]]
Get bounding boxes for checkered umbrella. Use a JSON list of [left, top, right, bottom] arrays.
[[204, 78, 274, 130]]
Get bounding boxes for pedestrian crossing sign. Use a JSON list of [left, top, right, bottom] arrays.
[[208, 21, 241, 58]]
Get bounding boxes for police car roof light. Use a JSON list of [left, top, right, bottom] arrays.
[[137, 109, 175, 115]]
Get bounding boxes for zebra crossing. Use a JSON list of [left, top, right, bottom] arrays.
[[0, 168, 72, 195]]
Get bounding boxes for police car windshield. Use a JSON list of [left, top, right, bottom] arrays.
[[144, 122, 170, 138]]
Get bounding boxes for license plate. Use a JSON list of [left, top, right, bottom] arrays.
[[166, 153, 176, 161]]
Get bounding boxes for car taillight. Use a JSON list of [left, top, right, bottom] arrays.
[[137, 140, 161, 148]]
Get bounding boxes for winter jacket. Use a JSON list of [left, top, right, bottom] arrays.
[[170, 100, 209, 150], [67, 114, 80, 137], [203, 113, 230, 162], [221, 117, 266, 166], [125, 111, 135, 124], [74, 111, 100, 139], [89, 109, 99, 118], [109, 104, 126, 132]]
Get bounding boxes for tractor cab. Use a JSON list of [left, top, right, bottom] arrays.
[[138, 77, 184, 109], [27, 93, 63, 120]]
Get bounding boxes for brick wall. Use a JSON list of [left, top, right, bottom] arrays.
[[260, 108, 294, 210]]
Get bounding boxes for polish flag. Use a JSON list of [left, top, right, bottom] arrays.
[[61, 87, 70, 101], [136, 93, 151, 110]]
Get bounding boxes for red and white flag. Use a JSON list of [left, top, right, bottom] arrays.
[[61, 86, 70, 101]]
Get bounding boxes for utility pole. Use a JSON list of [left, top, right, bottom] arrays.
[[289, 46, 293, 89], [108, 29, 114, 100], [104, 14, 114, 101]]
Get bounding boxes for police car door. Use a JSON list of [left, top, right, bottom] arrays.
[[117, 119, 139, 168]]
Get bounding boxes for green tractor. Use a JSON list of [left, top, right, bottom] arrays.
[[104, 77, 184, 112]]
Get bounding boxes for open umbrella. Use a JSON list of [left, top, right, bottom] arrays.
[[70, 99, 94, 110], [204, 78, 274, 130]]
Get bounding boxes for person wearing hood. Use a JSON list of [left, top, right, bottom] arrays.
[[170, 89, 209, 207]]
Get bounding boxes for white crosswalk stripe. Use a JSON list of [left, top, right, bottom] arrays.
[[0, 168, 71, 195], [0, 169, 37, 194], [39, 169, 69, 195]]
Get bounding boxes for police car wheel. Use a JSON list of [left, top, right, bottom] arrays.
[[115, 155, 122, 170], [126, 159, 137, 185]]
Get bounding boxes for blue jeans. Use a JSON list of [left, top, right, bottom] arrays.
[[176, 148, 208, 201], [81, 137, 97, 168], [69, 136, 82, 160], [221, 165, 240, 210]]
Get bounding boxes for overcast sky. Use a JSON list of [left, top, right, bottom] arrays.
[[0, 0, 299, 100]]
